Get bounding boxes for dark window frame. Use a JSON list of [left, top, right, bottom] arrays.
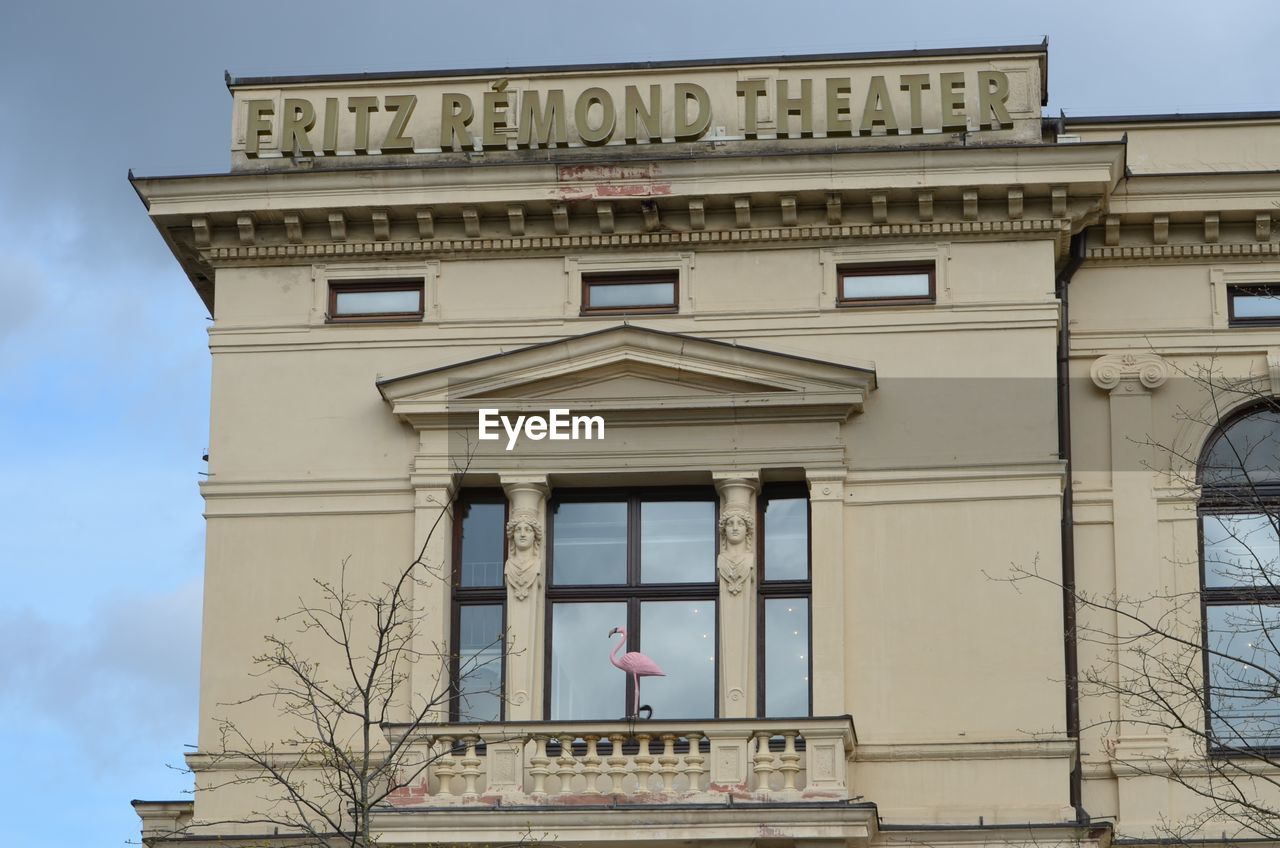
[[836, 262, 936, 307], [327, 278, 425, 323], [1227, 284, 1280, 327], [450, 490, 507, 722], [581, 271, 679, 316], [757, 483, 813, 717], [544, 487, 720, 719], [1198, 402, 1280, 753]]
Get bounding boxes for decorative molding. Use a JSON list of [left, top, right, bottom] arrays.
[[1088, 241, 1280, 262], [199, 219, 1067, 265], [854, 738, 1077, 762], [1090, 352, 1170, 394]]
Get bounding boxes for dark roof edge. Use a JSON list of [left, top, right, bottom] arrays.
[[1062, 110, 1280, 125], [227, 42, 1048, 89]]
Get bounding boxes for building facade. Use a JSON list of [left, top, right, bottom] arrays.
[[132, 43, 1280, 848]]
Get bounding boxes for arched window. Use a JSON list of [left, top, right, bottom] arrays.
[[1199, 403, 1280, 749]]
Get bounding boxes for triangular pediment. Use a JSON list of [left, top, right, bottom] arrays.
[[378, 325, 875, 427]]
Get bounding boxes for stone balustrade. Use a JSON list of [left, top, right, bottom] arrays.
[[384, 716, 855, 806]]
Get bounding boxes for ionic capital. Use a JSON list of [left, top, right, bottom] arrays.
[[1090, 353, 1169, 395]]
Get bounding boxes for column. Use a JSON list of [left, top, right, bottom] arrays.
[[501, 475, 550, 721], [715, 474, 760, 718], [1090, 353, 1172, 827], [807, 468, 847, 716]]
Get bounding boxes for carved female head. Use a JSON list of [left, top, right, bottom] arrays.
[[718, 509, 754, 551], [506, 512, 543, 556]]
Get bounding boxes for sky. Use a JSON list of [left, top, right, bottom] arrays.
[[0, 1, 1276, 844]]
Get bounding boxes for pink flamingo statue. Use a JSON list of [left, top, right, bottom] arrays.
[[608, 626, 665, 718]]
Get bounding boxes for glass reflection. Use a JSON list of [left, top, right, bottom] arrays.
[[551, 602, 626, 719], [334, 289, 421, 315], [841, 272, 930, 300], [764, 497, 808, 581], [590, 282, 675, 308], [764, 598, 809, 717], [1203, 514, 1280, 589], [459, 502, 504, 587], [639, 601, 715, 719], [552, 502, 627, 584], [456, 605, 503, 722], [1203, 409, 1280, 487], [641, 501, 715, 583], [1208, 603, 1280, 747]]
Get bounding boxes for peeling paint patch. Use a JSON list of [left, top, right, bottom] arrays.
[[558, 164, 658, 182]]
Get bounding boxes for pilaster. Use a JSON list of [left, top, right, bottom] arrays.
[[714, 474, 760, 718], [807, 468, 848, 716], [502, 475, 550, 720]]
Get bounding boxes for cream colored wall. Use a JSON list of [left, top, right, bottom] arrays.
[[1069, 253, 1280, 838], [1072, 121, 1280, 174], [195, 230, 1071, 825]]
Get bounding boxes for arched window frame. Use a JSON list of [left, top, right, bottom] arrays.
[[1198, 400, 1280, 752]]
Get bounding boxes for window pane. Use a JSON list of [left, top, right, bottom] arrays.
[[551, 602, 626, 719], [639, 601, 715, 719], [456, 605, 503, 722], [764, 598, 810, 717], [588, 282, 675, 309], [333, 288, 421, 315], [764, 497, 808, 581], [1203, 514, 1280, 589], [841, 272, 930, 300], [1207, 604, 1280, 748], [641, 500, 715, 583], [459, 502, 504, 587], [552, 501, 627, 584], [1232, 290, 1280, 319], [1203, 409, 1280, 487]]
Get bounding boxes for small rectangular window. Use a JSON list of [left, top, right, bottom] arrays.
[[582, 272, 678, 314], [328, 280, 423, 321], [838, 264, 934, 307], [1228, 284, 1280, 326]]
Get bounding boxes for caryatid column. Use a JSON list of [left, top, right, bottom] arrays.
[[715, 474, 760, 718], [502, 478, 549, 721]]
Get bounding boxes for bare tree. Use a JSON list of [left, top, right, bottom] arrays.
[[162, 448, 508, 848], [1008, 357, 1280, 841]]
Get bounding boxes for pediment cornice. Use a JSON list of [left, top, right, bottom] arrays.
[[378, 324, 876, 428]]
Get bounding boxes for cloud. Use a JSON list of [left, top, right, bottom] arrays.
[[0, 254, 50, 344], [0, 578, 201, 773]]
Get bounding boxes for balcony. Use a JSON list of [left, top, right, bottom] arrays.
[[383, 716, 856, 808]]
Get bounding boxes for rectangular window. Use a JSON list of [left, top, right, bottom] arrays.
[[759, 486, 811, 717], [837, 264, 934, 307], [547, 490, 716, 720], [451, 492, 506, 722], [1200, 510, 1280, 749], [328, 279, 424, 321], [1228, 284, 1280, 326], [582, 272, 678, 315]]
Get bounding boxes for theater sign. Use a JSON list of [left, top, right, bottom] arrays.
[[230, 46, 1044, 162]]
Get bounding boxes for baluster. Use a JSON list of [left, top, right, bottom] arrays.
[[434, 735, 457, 798], [581, 735, 603, 794], [779, 731, 801, 792], [658, 734, 679, 793], [752, 730, 777, 792], [606, 733, 629, 795], [683, 732, 705, 792], [529, 735, 551, 796], [633, 734, 654, 795], [460, 735, 482, 796], [556, 734, 577, 795]]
